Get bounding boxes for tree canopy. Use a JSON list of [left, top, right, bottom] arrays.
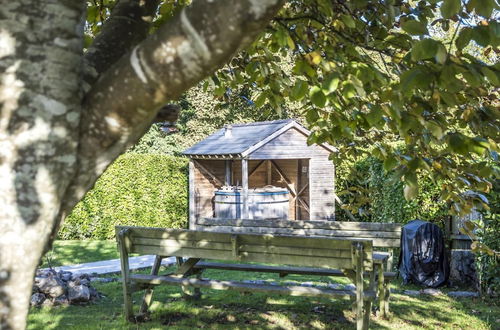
[[92, 0, 499, 252]]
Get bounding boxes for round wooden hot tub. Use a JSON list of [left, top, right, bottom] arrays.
[[214, 187, 289, 220]]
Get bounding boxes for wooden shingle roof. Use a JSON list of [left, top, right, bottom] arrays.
[[183, 119, 336, 158]]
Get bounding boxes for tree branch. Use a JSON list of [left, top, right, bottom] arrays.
[[83, 0, 160, 86], [61, 0, 284, 216]]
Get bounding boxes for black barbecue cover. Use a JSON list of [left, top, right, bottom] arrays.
[[398, 220, 449, 287]]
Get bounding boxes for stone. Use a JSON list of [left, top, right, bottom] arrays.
[[38, 275, 66, 298], [68, 284, 90, 303], [30, 293, 46, 307], [327, 283, 344, 290], [301, 282, 314, 287], [89, 286, 100, 299], [447, 291, 480, 298], [53, 295, 70, 306], [58, 271, 72, 282], [422, 288, 442, 296], [42, 298, 54, 307], [404, 290, 421, 296]]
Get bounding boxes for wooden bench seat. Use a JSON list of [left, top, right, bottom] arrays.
[[116, 226, 393, 330]]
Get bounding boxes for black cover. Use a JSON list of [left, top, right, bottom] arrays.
[[398, 220, 449, 287]]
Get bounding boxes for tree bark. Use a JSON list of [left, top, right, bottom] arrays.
[[0, 1, 86, 328], [0, 0, 283, 328]]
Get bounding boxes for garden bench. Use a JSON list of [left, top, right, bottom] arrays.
[[116, 226, 392, 330]]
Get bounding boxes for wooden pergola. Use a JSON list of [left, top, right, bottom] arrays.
[[183, 120, 337, 229]]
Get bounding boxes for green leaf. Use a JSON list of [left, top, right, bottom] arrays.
[[435, 43, 447, 64], [426, 121, 444, 139], [322, 73, 340, 93], [383, 156, 398, 172], [291, 80, 309, 100], [469, 0, 496, 17], [404, 182, 419, 201], [411, 39, 439, 61], [472, 26, 491, 47], [455, 27, 473, 50], [481, 67, 500, 86], [401, 20, 428, 35], [309, 86, 326, 107], [254, 92, 267, 108], [341, 14, 356, 28], [440, 0, 461, 19]]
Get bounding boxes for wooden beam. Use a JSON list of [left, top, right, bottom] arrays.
[[193, 159, 223, 187], [270, 160, 296, 197], [241, 158, 249, 219], [248, 160, 265, 178], [297, 183, 309, 197], [296, 159, 301, 220], [189, 160, 196, 229], [225, 160, 232, 186], [129, 274, 376, 299], [266, 160, 272, 185]]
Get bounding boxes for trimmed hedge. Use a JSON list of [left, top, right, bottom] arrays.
[[59, 154, 188, 240]]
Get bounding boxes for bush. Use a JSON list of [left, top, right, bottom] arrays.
[[59, 154, 188, 240], [335, 156, 448, 225]]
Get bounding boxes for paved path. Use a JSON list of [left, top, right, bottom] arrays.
[[45, 255, 176, 276]]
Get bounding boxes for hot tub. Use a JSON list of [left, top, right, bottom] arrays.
[[214, 186, 289, 220]]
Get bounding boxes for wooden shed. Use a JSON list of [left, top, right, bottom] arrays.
[[183, 119, 337, 230]]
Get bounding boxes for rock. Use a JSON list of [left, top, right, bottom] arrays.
[[301, 282, 314, 287], [68, 284, 90, 303], [42, 298, 54, 307], [30, 293, 46, 307], [404, 290, 421, 296], [89, 286, 100, 299], [344, 284, 356, 290], [447, 291, 479, 298], [422, 288, 442, 296], [38, 275, 66, 298], [53, 295, 70, 306], [58, 271, 72, 282]]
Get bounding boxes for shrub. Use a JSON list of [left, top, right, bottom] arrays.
[[335, 156, 448, 225], [59, 154, 188, 240]]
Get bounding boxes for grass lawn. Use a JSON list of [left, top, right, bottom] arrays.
[[30, 241, 499, 329], [41, 240, 119, 268]]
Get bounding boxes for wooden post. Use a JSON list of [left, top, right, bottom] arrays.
[[140, 255, 163, 315], [354, 242, 366, 330], [242, 158, 249, 219], [189, 160, 196, 230], [225, 160, 232, 186], [266, 160, 272, 185], [296, 159, 301, 220], [118, 229, 134, 321]]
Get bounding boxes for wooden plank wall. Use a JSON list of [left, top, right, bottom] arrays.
[[190, 127, 335, 222]]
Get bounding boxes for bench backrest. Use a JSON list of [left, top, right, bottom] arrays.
[[196, 218, 402, 248], [116, 226, 374, 271]]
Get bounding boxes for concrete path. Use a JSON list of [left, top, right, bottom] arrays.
[[45, 255, 176, 276]]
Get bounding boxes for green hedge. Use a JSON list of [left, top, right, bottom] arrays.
[[59, 154, 188, 240], [335, 156, 448, 224]]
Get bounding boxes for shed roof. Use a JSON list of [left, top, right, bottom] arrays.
[[183, 119, 336, 158]]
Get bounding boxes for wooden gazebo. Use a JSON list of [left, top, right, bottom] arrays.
[[183, 120, 337, 230]]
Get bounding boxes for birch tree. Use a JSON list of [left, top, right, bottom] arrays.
[[0, 0, 283, 328]]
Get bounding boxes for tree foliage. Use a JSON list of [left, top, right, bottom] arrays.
[[209, 0, 499, 253]]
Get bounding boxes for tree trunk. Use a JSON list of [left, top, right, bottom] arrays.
[[0, 1, 85, 328], [0, 0, 282, 328]]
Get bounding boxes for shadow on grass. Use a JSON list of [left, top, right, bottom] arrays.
[[28, 265, 499, 330]]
